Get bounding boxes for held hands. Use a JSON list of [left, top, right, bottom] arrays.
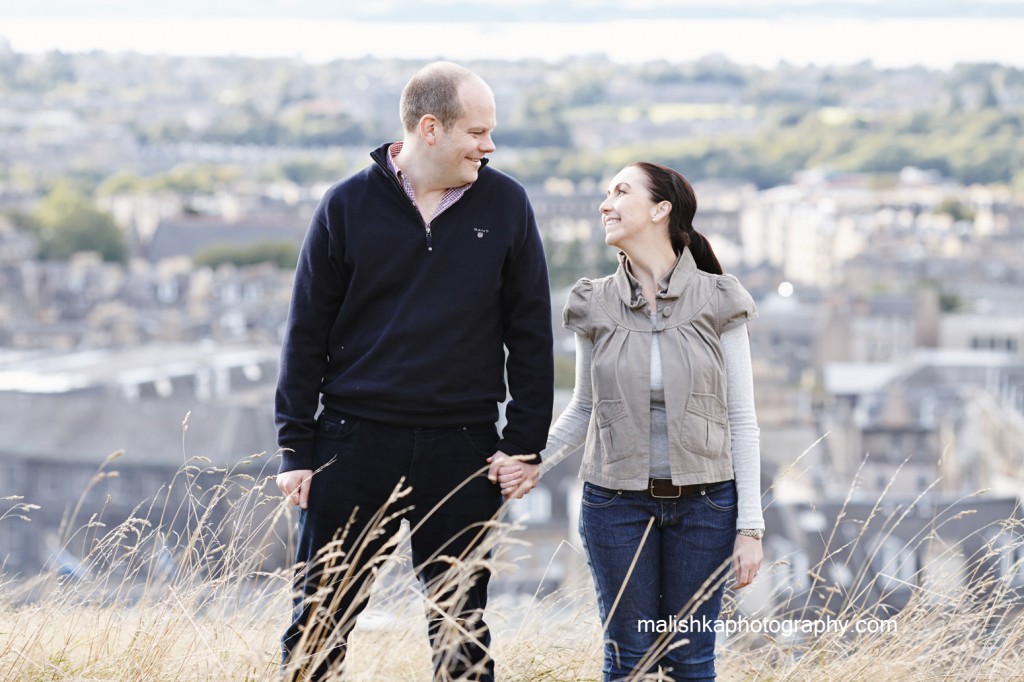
[[486, 451, 540, 500], [280, 452, 540, 507], [732, 534, 763, 589], [276, 469, 313, 509]]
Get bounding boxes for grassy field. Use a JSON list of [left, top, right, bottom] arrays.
[[3, 438, 1024, 681]]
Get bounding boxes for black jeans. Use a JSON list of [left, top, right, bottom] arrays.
[[281, 409, 503, 681]]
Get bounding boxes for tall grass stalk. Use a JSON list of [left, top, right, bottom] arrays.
[[2, 423, 1024, 680]]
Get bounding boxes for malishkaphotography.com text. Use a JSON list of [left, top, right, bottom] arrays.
[[638, 615, 898, 638]]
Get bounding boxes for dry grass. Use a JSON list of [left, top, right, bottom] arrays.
[[3, 422, 1024, 681]]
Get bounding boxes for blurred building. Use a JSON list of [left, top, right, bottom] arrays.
[[0, 343, 281, 577]]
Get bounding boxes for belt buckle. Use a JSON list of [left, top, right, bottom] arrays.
[[649, 479, 682, 499]]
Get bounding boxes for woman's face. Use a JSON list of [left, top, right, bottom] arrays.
[[598, 164, 667, 249], [599, 165, 663, 250]]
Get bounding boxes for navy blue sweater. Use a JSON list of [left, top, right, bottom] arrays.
[[275, 143, 555, 472]]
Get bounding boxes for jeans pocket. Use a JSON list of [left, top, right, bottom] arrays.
[[461, 425, 499, 458], [581, 482, 620, 509], [700, 480, 738, 512], [316, 411, 360, 440]]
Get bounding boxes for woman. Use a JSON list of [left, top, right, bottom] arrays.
[[497, 162, 764, 681]]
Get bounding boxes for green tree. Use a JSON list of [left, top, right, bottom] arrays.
[[277, 158, 349, 185], [193, 241, 298, 269], [32, 181, 126, 262], [940, 292, 964, 312], [500, 90, 571, 148], [97, 170, 147, 196], [934, 197, 976, 222]]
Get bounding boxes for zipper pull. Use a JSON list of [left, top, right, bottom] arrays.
[[426, 225, 433, 251]]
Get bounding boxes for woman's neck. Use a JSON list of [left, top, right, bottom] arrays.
[[622, 245, 678, 310]]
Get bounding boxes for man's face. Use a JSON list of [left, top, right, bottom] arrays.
[[433, 79, 497, 187]]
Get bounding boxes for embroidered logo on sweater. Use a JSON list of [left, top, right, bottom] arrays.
[[473, 228, 489, 239]]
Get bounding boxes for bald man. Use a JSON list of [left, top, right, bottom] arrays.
[[274, 62, 554, 681]]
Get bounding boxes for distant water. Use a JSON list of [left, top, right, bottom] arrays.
[[2, 16, 1022, 68]]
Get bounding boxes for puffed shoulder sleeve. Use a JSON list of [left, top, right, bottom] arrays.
[[562, 278, 594, 337], [716, 274, 758, 335]]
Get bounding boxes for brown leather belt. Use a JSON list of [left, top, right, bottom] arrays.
[[648, 479, 704, 499]]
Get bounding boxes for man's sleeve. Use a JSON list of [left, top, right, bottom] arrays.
[[496, 195, 554, 459], [274, 200, 346, 473]]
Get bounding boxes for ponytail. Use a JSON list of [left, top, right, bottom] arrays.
[[630, 161, 723, 275], [686, 228, 722, 275]]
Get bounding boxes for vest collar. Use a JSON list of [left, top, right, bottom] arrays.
[[614, 247, 698, 309]]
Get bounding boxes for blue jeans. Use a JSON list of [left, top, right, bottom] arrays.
[[579, 480, 737, 682], [282, 409, 503, 681]]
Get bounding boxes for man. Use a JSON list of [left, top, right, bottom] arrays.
[[275, 61, 553, 681]]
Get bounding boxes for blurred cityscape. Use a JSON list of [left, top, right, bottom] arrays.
[[2, 44, 1024, 618]]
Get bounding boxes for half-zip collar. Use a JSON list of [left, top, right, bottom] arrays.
[[369, 142, 489, 252]]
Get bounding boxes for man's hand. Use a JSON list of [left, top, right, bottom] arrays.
[[732, 534, 763, 589], [486, 451, 540, 500], [276, 469, 313, 509]]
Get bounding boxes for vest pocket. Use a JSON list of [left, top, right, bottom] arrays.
[[595, 399, 635, 463], [680, 392, 728, 459]]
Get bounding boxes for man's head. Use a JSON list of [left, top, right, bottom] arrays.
[[399, 62, 496, 187], [400, 61, 474, 134]]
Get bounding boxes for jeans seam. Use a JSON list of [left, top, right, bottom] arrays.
[[700, 489, 738, 513]]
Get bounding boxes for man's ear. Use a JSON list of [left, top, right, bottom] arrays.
[[419, 115, 440, 145]]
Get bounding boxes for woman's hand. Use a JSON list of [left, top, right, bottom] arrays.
[[486, 453, 540, 500], [733, 534, 763, 589]]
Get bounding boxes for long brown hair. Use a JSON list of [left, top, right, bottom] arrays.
[[631, 161, 722, 275]]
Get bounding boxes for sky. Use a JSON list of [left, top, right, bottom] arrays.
[[3, 0, 1024, 19], [2, 1, 1024, 68]]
